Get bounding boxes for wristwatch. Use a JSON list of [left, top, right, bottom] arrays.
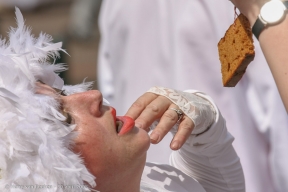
[[252, 0, 288, 40]]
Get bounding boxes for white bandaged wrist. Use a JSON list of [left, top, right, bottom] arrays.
[[147, 86, 216, 135]]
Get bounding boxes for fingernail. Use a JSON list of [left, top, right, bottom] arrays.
[[150, 132, 159, 143], [171, 141, 180, 150]]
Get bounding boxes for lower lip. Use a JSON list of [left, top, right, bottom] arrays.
[[116, 116, 135, 135]]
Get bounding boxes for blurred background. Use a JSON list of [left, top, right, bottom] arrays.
[[1, 1, 288, 192], [0, 0, 102, 89]]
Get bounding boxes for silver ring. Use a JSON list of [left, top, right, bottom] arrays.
[[169, 108, 183, 122]]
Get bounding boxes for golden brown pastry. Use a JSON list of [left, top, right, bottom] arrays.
[[218, 13, 255, 87]]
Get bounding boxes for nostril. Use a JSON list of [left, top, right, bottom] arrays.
[[89, 102, 102, 117], [87, 90, 103, 117]]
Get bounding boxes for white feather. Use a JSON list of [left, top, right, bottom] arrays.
[[63, 81, 94, 95], [0, 8, 97, 191]]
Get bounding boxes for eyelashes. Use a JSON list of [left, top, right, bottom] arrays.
[[60, 90, 67, 96], [59, 90, 73, 124], [63, 109, 73, 124]]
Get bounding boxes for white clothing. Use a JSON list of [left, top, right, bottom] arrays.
[[142, 162, 206, 192], [141, 91, 244, 191], [97, 0, 288, 191]]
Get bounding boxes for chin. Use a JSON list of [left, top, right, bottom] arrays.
[[139, 128, 151, 152], [129, 126, 151, 158]]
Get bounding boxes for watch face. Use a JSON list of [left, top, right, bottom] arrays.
[[260, 0, 286, 23]]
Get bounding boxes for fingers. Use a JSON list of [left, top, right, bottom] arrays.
[[149, 104, 180, 143], [125, 92, 157, 120], [170, 116, 194, 150], [125, 91, 195, 150], [127, 95, 172, 132], [150, 106, 195, 150]]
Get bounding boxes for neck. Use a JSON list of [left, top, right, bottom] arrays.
[[94, 171, 142, 192], [94, 156, 146, 192]]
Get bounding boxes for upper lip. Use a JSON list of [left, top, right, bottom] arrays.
[[110, 107, 117, 129], [110, 107, 124, 133]]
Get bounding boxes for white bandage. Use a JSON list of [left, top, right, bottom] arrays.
[[147, 86, 216, 135]]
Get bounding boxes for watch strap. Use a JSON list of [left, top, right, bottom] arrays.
[[252, 18, 264, 40], [252, 1, 288, 40]]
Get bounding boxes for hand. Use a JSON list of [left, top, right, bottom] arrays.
[[125, 92, 195, 150]]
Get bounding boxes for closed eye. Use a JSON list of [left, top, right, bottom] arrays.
[[62, 110, 73, 124], [60, 90, 67, 96], [35, 83, 74, 124], [58, 89, 73, 124]]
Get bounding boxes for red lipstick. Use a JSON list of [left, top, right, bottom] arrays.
[[111, 107, 117, 124], [117, 116, 135, 135]]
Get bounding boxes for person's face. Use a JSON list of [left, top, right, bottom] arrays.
[[35, 82, 150, 189]]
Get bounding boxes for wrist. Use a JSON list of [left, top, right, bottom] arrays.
[[246, 9, 260, 27], [251, 0, 288, 40], [244, 4, 264, 27], [232, 0, 268, 26]]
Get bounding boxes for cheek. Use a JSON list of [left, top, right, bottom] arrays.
[[71, 120, 120, 173], [72, 111, 115, 151], [73, 121, 110, 157]]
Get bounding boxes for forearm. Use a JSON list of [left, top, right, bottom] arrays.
[[259, 18, 288, 112], [232, 0, 288, 112], [169, 91, 245, 192], [170, 137, 244, 192]]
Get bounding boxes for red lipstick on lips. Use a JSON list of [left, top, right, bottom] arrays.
[[116, 116, 135, 135], [111, 107, 117, 124], [110, 107, 135, 135]]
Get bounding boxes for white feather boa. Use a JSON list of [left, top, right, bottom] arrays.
[[0, 8, 97, 191]]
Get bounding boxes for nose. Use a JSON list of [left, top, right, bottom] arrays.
[[85, 90, 104, 117], [66, 90, 104, 117]]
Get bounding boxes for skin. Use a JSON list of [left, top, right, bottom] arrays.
[[230, 0, 267, 25], [230, 0, 288, 112], [35, 82, 194, 191], [35, 82, 149, 192], [125, 92, 195, 150]]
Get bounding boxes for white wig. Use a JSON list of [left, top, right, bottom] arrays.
[[0, 8, 96, 191]]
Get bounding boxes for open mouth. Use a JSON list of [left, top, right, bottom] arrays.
[[111, 107, 135, 135], [116, 116, 135, 135], [116, 119, 124, 133]]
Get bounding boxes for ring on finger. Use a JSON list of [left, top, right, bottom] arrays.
[[169, 108, 184, 122]]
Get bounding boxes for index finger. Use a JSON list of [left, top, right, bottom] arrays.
[[125, 92, 157, 119]]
